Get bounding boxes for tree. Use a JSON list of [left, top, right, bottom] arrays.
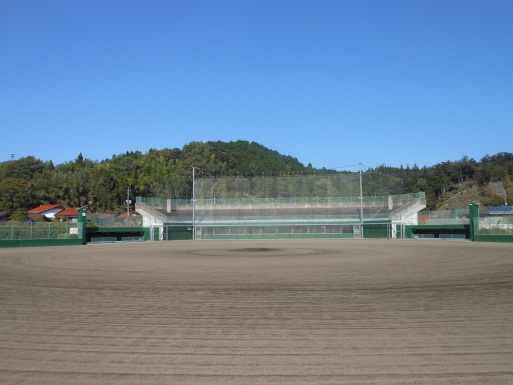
[[0, 178, 37, 212], [10, 208, 28, 222], [0, 156, 45, 180], [1, 145, 512, 212]]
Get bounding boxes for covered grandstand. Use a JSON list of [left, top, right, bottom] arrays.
[[136, 174, 426, 240]]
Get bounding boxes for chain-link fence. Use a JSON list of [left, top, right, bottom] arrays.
[[200, 224, 356, 240], [86, 214, 142, 228], [476, 216, 513, 235], [0, 222, 82, 240], [418, 209, 471, 225], [192, 174, 404, 200]]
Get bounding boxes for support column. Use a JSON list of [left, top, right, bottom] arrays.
[[78, 207, 87, 245], [469, 202, 479, 241]]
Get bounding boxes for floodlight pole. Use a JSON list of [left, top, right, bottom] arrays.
[[192, 167, 197, 240], [359, 163, 364, 228]]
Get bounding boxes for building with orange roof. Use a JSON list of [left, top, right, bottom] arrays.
[[117, 211, 139, 219], [27, 204, 64, 220], [54, 208, 81, 223]]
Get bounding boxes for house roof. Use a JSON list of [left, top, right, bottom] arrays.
[[117, 211, 139, 218], [93, 212, 115, 219], [27, 204, 64, 215], [54, 208, 79, 218]]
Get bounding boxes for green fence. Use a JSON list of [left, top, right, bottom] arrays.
[[362, 223, 390, 238], [0, 222, 81, 240], [477, 217, 513, 235], [474, 217, 513, 242], [0, 222, 84, 247], [164, 225, 193, 240]]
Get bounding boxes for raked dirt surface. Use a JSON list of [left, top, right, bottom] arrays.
[[1, 239, 512, 384]]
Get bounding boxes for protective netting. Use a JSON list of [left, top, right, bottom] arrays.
[[193, 173, 404, 200], [200, 224, 356, 239], [137, 174, 424, 239]]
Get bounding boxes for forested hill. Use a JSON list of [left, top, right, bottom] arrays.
[[0, 140, 512, 217], [0, 141, 307, 216]]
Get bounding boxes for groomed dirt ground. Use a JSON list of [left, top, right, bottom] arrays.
[[1, 239, 512, 384]]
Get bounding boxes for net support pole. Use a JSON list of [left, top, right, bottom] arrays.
[[359, 163, 364, 231], [192, 167, 196, 240]]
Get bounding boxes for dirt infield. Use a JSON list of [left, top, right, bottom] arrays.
[[1, 239, 512, 384]]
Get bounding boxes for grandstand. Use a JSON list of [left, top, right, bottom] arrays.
[[136, 175, 426, 240]]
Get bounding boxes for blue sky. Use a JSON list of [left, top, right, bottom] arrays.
[[1, 0, 512, 170]]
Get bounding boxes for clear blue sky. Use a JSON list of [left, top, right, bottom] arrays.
[[1, 0, 512, 170]]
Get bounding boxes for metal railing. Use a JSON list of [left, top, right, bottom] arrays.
[[164, 213, 389, 224], [137, 192, 425, 209]]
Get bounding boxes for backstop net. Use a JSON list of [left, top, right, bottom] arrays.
[[193, 173, 404, 200], [137, 173, 424, 239]]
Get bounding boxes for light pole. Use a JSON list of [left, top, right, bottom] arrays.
[[126, 186, 131, 225], [359, 163, 364, 229], [192, 167, 197, 240]]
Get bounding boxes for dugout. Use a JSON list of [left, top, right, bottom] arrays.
[[405, 224, 469, 240], [86, 227, 148, 243]]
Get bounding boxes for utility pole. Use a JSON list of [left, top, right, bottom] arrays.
[[126, 186, 131, 225]]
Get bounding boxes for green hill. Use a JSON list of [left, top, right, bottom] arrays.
[[0, 141, 512, 216]]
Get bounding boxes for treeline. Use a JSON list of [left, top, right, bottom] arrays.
[[368, 153, 513, 209], [0, 140, 512, 217], [0, 141, 306, 216]]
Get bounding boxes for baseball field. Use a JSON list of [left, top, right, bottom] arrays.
[[1, 239, 512, 384]]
